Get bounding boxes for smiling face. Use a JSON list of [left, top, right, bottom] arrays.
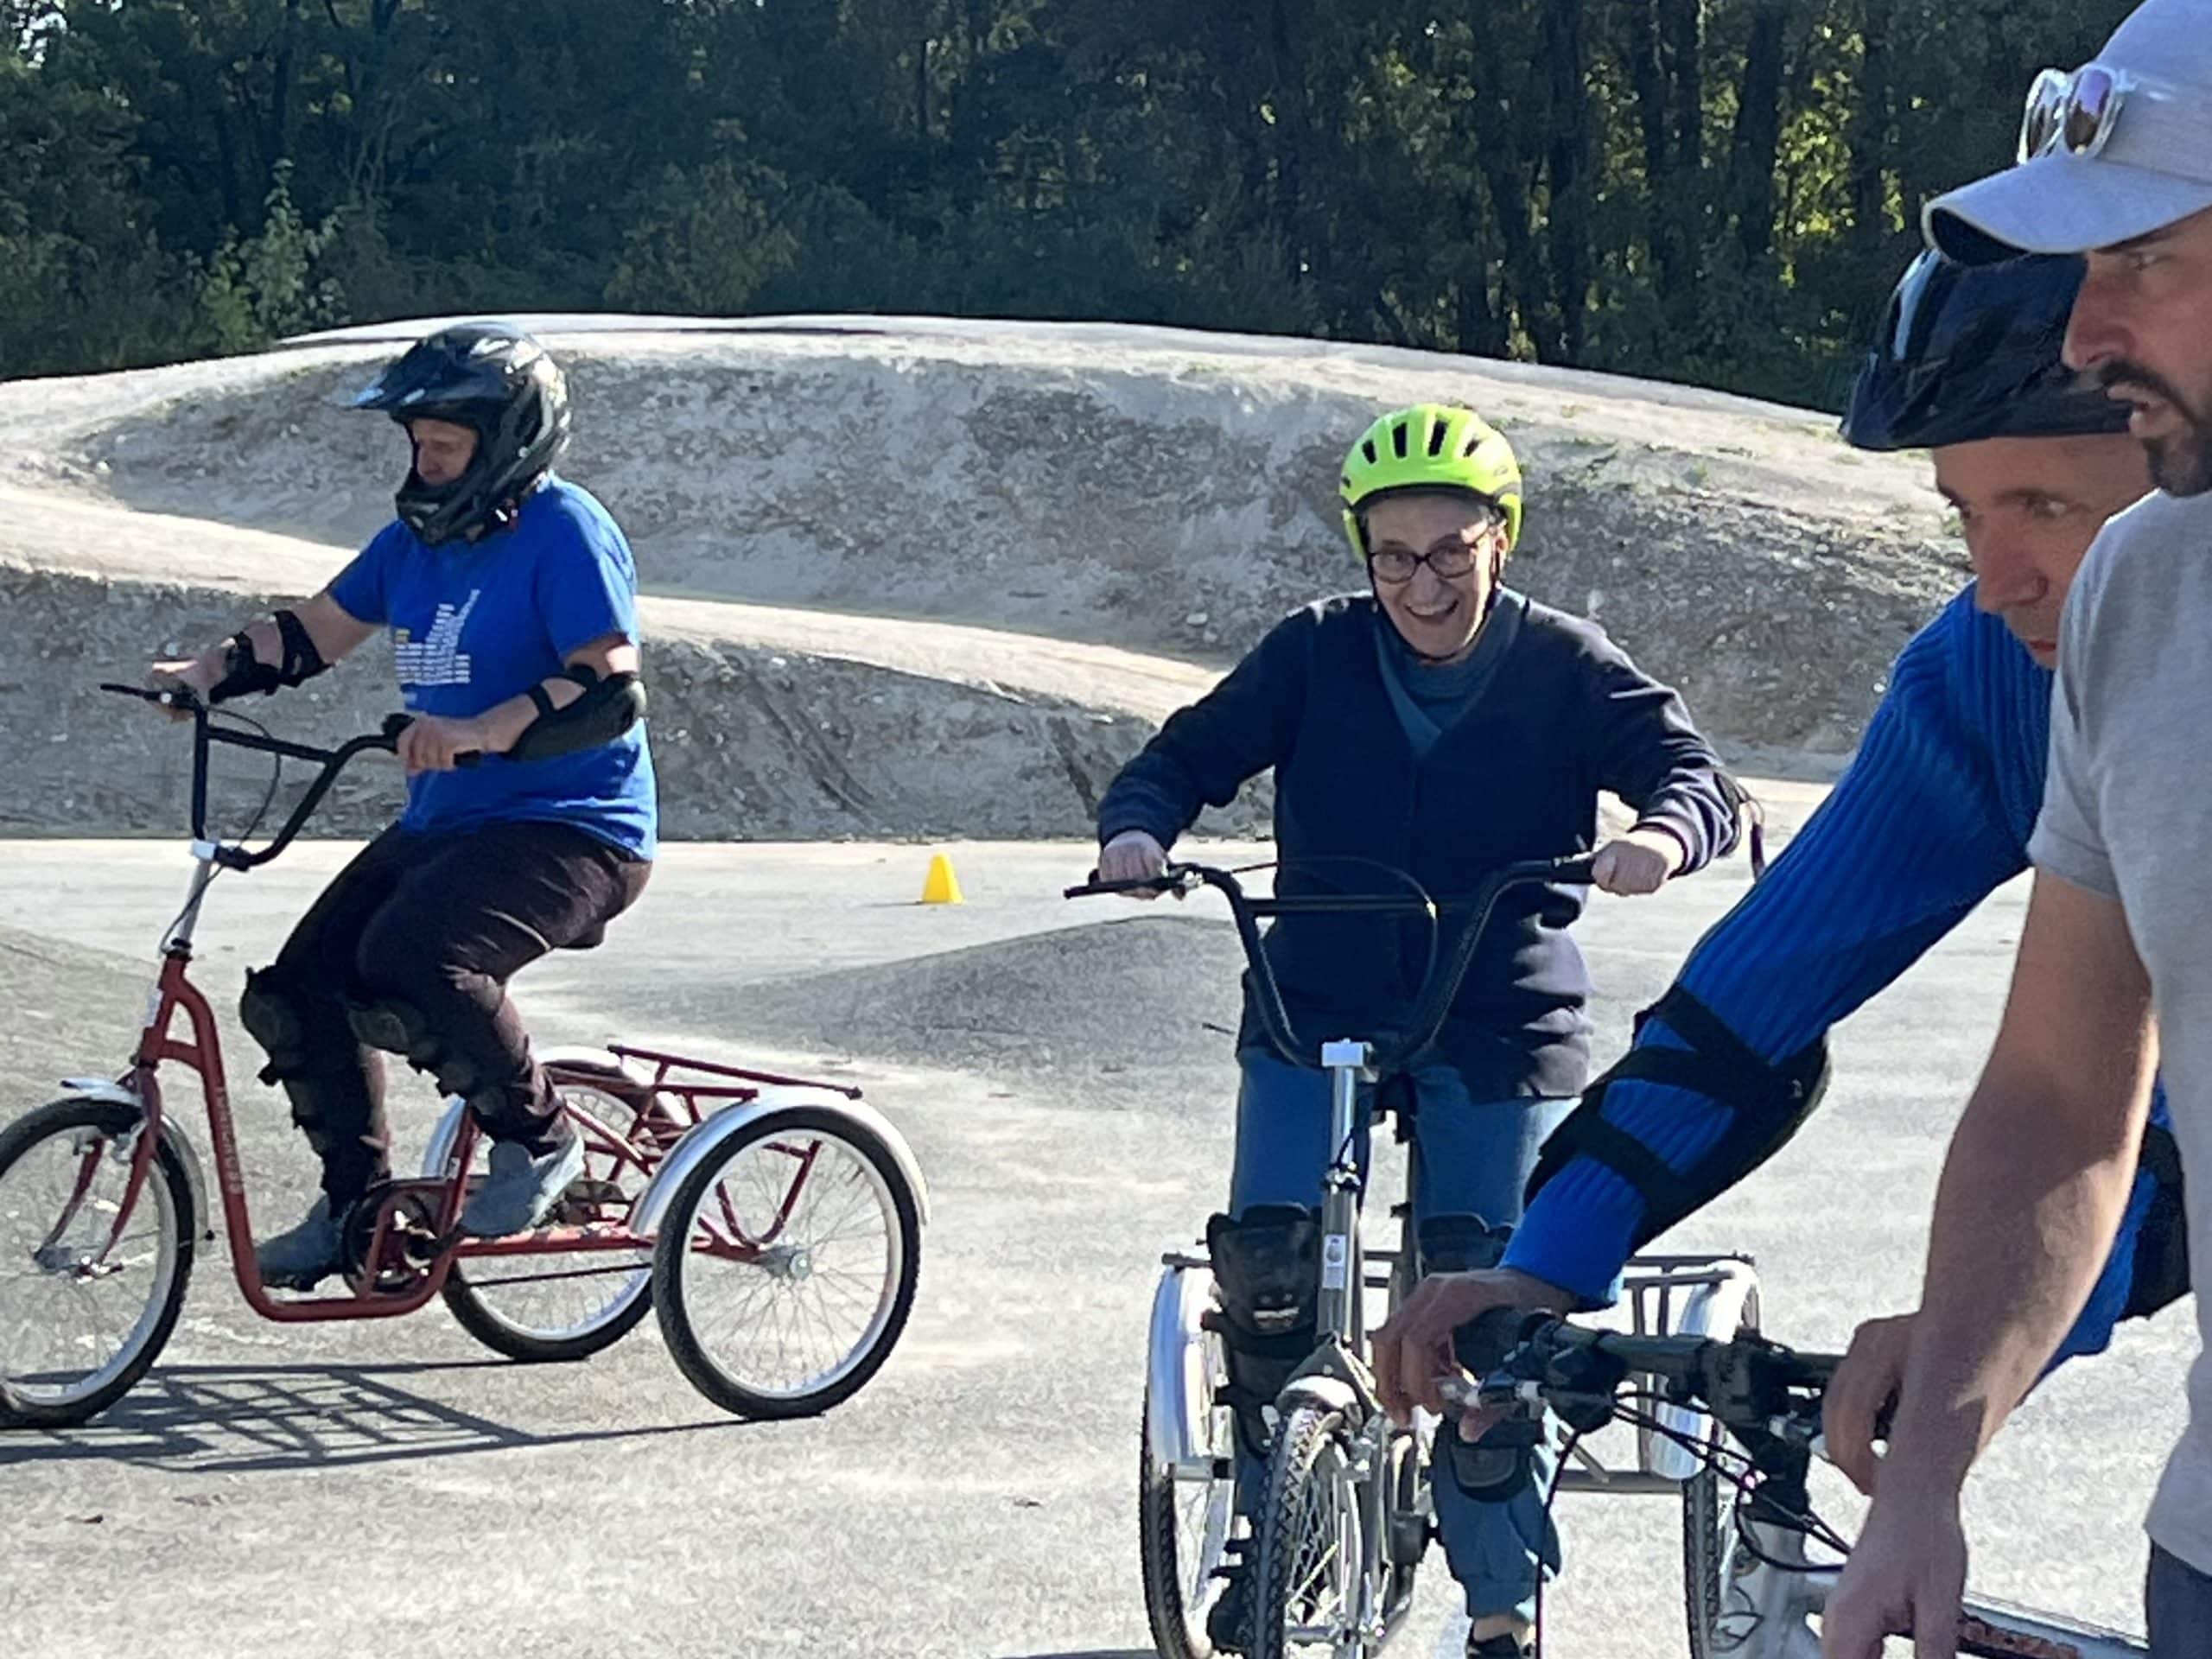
[[2064, 204, 2212, 498], [1360, 492, 1510, 663], [1932, 433, 2152, 666]]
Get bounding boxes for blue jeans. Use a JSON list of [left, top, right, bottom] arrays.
[[2150, 1545, 2212, 1657], [1229, 1049, 1571, 1624]]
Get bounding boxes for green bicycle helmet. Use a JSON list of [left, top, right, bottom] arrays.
[[1339, 404, 1523, 561]]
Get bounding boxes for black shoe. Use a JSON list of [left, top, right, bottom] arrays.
[[1466, 1631, 1534, 1659], [1205, 1546, 1253, 1655]]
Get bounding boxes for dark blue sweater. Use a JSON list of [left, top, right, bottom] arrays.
[[1098, 592, 1741, 1099]]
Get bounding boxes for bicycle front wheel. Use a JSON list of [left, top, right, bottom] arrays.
[[1252, 1397, 1372, 1659], [1683, 1287, 1762, 1659], [0, 1097, 194, 1429]]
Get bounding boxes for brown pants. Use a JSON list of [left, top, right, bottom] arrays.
[[243, 818, 650, 1207]]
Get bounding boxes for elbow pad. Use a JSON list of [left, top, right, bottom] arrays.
[[1522, 985, 1829, 1249], [508, 668, 647, 762]]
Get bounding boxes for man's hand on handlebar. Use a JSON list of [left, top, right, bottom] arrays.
[[394, 713, 497, 774], [145, 657, 218, 719], [1371, 1265, 1568, 1427], [1822, 1310, 1911, 1496], [1096, 829, 1171, 898], [1590, 824, 1688, 896]]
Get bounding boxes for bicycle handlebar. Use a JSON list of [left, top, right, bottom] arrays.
[[1452, 1308, 1841, 1443], [1065, 854, 1596, 1072], [100, 683, 477, 869]]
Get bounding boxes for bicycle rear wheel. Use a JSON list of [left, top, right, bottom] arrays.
[[653, 1105, 920, 1417], [440, 1077, 658, 1363], [0, 1098, 194, 1429], [1138, 1300, 1236, 1659]]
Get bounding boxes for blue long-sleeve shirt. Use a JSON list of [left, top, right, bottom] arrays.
[[1503, 588, 2169, 1363]]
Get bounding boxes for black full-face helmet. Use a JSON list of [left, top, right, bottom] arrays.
[[350, 321, 572, 545]]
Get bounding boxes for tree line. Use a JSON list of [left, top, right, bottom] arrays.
[[2, 0, 2130, 401]]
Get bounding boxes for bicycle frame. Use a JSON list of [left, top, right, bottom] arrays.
[[124, 845, 516, 1318], [111, 922, 870, 1319], [1087, 853, 1599, 1657], [1315, 1039, 1372, 1351]]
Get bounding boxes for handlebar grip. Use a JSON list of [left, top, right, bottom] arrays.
[[1454, 1306, 1544, 1375], [380, 712, 481, 768], [1064, 870, 1182, 899], [103, 681, 202, 713]]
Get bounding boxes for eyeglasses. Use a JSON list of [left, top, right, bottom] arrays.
[[2018, 64, 2131, 164], [1369, 538, 1484, 584]]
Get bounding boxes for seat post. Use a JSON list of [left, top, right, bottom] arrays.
[[1316, 1038, 1375, 1345]]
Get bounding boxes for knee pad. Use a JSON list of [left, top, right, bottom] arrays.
[[346, 995, 483, 1100], [240, 969, 361, 1155], [1442, 1414, 1542, 1505], [1203, 1205, 1321, 1455], [239, 966, 312, 1083], [1417, 1211, 1512, 1277]]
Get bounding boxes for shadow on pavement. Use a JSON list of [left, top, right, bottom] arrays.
[[0, 1361, 737, 1473]]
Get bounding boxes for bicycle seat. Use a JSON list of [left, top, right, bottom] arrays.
[[559, 922, 607, 951]]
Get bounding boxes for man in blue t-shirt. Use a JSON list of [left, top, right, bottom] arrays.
[[1368, 253, 2190, 1457], [149, 322, 658, 1290]]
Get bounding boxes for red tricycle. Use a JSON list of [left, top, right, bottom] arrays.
[[0, 686, 926, 1427]]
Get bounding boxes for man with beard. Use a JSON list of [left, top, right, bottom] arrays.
[[1815, 1, 2212, 1653]]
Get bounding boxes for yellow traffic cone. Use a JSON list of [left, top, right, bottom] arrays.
[[920, 852, 965, 906]]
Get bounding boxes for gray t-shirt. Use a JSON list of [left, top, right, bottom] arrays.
[[2030, 486, 2212, 1573]]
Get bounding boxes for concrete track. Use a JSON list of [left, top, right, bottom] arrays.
[[0, 835, 2183, 1657]]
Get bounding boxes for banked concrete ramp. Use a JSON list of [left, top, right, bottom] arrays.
[[0, 315, 1964, 836]]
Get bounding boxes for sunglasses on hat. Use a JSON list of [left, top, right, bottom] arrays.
[[2018, 64, 2132, 164]]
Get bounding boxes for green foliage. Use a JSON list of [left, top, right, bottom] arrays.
[[191, 164, 348, 353], [2, 0, 2145, 402], [606, 156, 800, 316]]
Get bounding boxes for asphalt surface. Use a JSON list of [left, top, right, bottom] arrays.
[[0, 836, 2189, 1658]]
